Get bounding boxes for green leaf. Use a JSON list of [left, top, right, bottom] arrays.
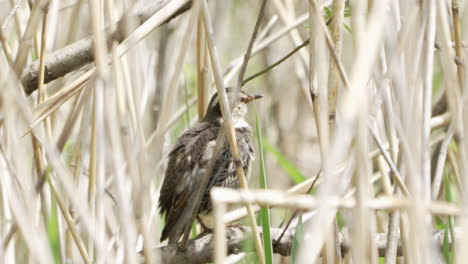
[[255, 111, 274, 264], [450, 140, 458, 153], [291, 215, 303, 264], [336, 211, 344, 231], [262, 140, 306, 184], [435, 216, 447, 230], [324, 7, 332, 20], [344, 2, 352, 17], [191, 221, 198, 239], [343, 24, 352, 33]]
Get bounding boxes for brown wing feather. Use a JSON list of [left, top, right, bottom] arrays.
[[158, 122, 220, 242]]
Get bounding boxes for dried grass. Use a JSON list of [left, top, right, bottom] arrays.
[[0, 0, 467, 263]]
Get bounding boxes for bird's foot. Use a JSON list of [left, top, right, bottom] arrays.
[[226, 223, 245, 232]]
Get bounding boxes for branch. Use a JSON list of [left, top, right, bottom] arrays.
[[20, 0, 191, 95], [154, 226, 450, 264]]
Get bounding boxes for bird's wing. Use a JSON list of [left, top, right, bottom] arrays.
[[158, 123, 219, 242]]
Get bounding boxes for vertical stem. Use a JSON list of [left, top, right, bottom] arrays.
[[213, 201, 227, 263], [201, 1, 265, 263], [422, 0, 436, 201], [309, 0, 330, 162], [196, 17, 207, 120], [328, 0, 346, 119], [48, 177, 92, 264], [32, 8, 50, 229], [452, 0, 464, 90], [309, 2, 332, 263]]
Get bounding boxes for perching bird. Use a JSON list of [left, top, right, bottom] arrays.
[[158, 89, 263, 244]]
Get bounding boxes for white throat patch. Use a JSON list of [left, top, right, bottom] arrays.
[[216, 103, 251, 129], [233, 118, 250, 129]]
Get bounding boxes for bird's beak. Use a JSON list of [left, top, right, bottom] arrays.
[[244, 94, 264, 103]]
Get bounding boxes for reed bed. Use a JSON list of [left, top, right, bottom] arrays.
[[0, 0, 466, 263]]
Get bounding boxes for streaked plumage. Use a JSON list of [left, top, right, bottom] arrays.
[[158, 89, 262, 243]]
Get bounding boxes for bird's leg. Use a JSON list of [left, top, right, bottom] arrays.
[[226, 223, 242, 228], [197, 216, 213, 234]]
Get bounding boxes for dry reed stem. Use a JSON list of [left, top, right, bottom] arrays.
[[2, 0, 468, 263], [13, 0, 49, 76], [369, 126, 410, 196], [421, 0, 437, 202], [211, 188, 461, 217], [20, 0, 191, 95], [327, 0, 345, 115], [0, 19, 14, 67], [201, 0, 265, 262], [0, 144, 54, 263], [271, 0, 311, 107], [196, 16, 208, 121], [225, 13, 309, 87], [48, 175, 92, 264], [309, 0, 350, 89], [452, 0, 464, 89], [431, 125, 455, 200], [145, 13, 311, 149], [308, 2, 333, 263], [233, 0, 268, 95], [157, 225, 457, 263], [107, 46, 141, 264], [309, 1, 330, 161], [213, 201, 227, 263], [223, 141, 423, 224], [29, 0, 191, 132], [298, 0, 389, 262]]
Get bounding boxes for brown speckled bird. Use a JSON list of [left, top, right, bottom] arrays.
[[158, 89, 262, 243]]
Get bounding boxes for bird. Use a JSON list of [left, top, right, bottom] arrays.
[[158, 88, 263, 244]]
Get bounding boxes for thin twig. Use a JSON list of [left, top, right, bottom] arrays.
[[155, 226, 455, 264], [28, 0, 194, 132], [309, 0, 350, 89], [431, 125, 455, 199], [241, 38, 310, 87], [274, 170, 320, 246], [196, 16, 208, 120], [233, 0, 268, 98], [20, 0, 192, 95], [369, 126, 410, 197]]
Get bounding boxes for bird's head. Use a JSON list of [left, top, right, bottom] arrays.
[[203, 88, 263, 123]]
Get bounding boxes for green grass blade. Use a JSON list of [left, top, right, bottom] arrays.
[[442, 225, 450, 264], [261, 139, 306, 184], [291, 215, 303, 264], [444, 172, 455, 264], [45, 169, 61, 264], [255, 111, 273, 264]]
